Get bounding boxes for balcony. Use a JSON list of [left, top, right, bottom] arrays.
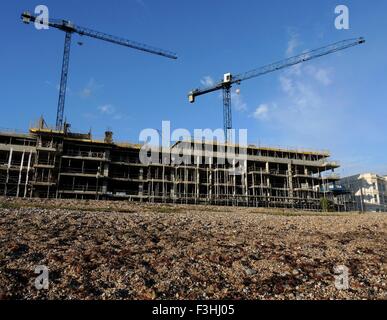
[[62, 150, 108, 161], [36, 141, 57, 152], [59, 168, 100, 177], [32, 180, 56, 186], [34, 159, 55, 169], [321, 160, 340, 169], [58, 185, 104, 194], [321, 173, 340, 181]]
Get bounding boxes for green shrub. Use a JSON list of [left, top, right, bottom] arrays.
[[320, 198, 335, 212]]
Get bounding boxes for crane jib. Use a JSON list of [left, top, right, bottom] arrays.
[[75, 27, 177, 59], [188, 36, 365, 142], [191, 37, 365, 95], [21, 11, 178, 131]]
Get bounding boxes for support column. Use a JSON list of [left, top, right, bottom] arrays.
[[209, 157, 213, 202], [138, 168, 144, 200], [233, 159, 236, 198], [24, 151, 32, 198], [252, 171, 256, 207], [171, 169, 176, 201], [16, 150, 25, 197], [265, 161, 270, 206], [101, 160, 109, 197], [196, 156, 200, 202], [162, 165, 165, 203], [288, 162, 294, 206], [4, 148, 13, 196], [243, 159, 248, 205]]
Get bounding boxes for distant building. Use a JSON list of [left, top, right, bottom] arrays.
[[340, 173, 387, 212]]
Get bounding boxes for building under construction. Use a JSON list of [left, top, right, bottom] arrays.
[[0, 120, 343, 210]]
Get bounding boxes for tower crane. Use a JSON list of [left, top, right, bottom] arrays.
[[21, 11, 177, 131], [188, 37, 365, 142]]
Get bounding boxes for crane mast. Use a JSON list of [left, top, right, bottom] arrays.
[[189, 37, 365, 142], [21, 11, 177, 131]]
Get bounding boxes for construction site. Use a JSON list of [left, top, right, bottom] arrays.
[[0, 12, 365, 211], [0, 12, 366, 211], [0, 118, 347, 211], [2, 3, 387, 303]]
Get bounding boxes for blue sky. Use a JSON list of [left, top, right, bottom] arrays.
[[1, 0, 386, 176]]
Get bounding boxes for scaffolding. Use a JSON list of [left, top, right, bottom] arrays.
[[0, 126, 343, 211]]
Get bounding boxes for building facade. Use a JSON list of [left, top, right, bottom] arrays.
[[340, 173, 387, 212], [0, 122, 342, 210]]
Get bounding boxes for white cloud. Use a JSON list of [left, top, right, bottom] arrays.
[[264, 66, 335, 141], [80, 78, 104, 98], [247, 31, 383, 175], [45, 80, 72, 95], [286, 63, 302, 77], [286, 30, 300, 56], [200, 76, 215, 87], [279, 75, 294, 95], [251, 31, 337, 138], [231, 90, 247, 112], [277, 60, 333, 114], [97, 104, 127, 121], [253, 104, 269, 120], [81, 88, 92, 98], [305, 65, 332, 86], [98, 104, 115, 115]]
